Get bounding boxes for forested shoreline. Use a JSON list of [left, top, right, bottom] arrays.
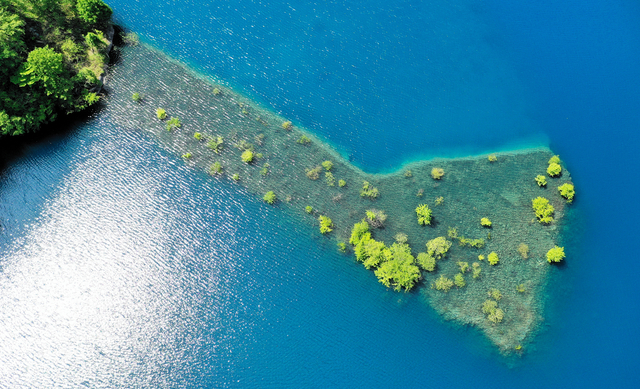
[[0, 0, 113, 136]]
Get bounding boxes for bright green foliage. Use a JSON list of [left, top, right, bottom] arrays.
[[435, 196, 444, 205], [297, 135, 311, 144], [14, 46, 72, 100], [482, 299, 498, 314], [448, 227, 459, 239], [431, 167, 445, 180], [404, 170, 412, 177], [478, 254, 485, 261], [209, 162, 222, 174], [558, 183, 575, 203], [206, 136, 224, 153], [374, 251, 421, 292], [516, 284, 526, 293], [306, 166, 322, 180], [337, 242, 347, 253], [548, 155, 561, 165], [132, 92, 141, 102], [546, 246, 565, 263], [166, 117, 181, 131], [156, 108, 167, 119], [263, 191, 277, 205], [535, 175, 547, 187], [433, 275, 454, 292], [213, 87, 221, 95], [488, 288, 502, 300], [481, 217, 492, 227], [365, 209, 387, 228], [322, 160, 333, 171], [547, 162, 562, 177], [454, 273, 466, 288], [338, 179, 346, 187], [458, 261, 469, 273], [232, 174, 240, 181], [488, 252, 499, 266], [241, 149, 254, 163], [488, 154, 497, 162], [325, 172, 335, 186], [532, 197, 554, 224], [360, 239, 388, 269], [472, 262, 481, 278], [417, 252, 436, 272], [319, 215, 333, 234], [181, 152, 192, 159], [482, 300, 504, 324], [349, 221, 370, 245], [305, 206, 313, 214], [394, 233, 408, 244], [282, 120, 292, 130], [426, 237, 452, 259], [76, 0, 113, 25], [360, 181, 379, 199], [194, 132, 202, 140], [415, 204, 432, 225]]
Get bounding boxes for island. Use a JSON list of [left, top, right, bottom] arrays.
[[0, 0, 113, 136], [106, 42, 575, 356]]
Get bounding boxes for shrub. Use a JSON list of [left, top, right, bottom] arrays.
[[415, 204, 432, 226], [454, 273, 466, 288], [206, 136, 224, 153], [417, 252, 436, 271], [156, 108, 167, 120], [416, 189, 424, 197], [481, 217, 492, 227], [548, 155, 561, 165], [404, 170, 412, 178], [482, 299, 498, 315], [472, 262, 481, 278], [263, 191, 277, 205], [478, 254, 485, 261], [547, 162, 562, 177], [166, 117, 181, 131], [365, 209, 387, 228], [182, 152, 192, 159], [488, 288, 502, 300], [325, 172, 335, 186], [305, 206, 313, 214], [374, 253, 421, 292], [458, 237, 485, 248], [322, 160, 333, 171], [518, 243, 529, 259], [546, 246, 565, 263], [516, 284, 526, 293], [235, 140, 254, 151], [426, 237, 452, 259], [349, 221, 370, 245], [360, 181, 379, 199], [282, 120, 292, 130], [209, 162, 222, 174], [535, 175, 547, 187], [431, 167, 445, 180], [558, 183, 575, 203], [306, 166, 322, 180], [488, 154, 497, 162], [194, 132, 202, 140], [532, 197, 554, 224], [213, 87, 221, 95], [260, 163, 270, 176], [458, 261, 469, 273], [433, 275, 454, 292], [338, 179, 346, 187], [232, 174, 240, 181], [241, 150, 254, 163], [394, 233, 408, 244], [435, 196, 444, 205], [132, 92, 141, 102], [77, 0, 113, 26], [319, 216, 333, 234], [297, 135, 311, 144], [337, 242, 347, 253], [487, 252, 499, 266]]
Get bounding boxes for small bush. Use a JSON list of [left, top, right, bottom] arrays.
[[481, 217, 492, 227], [478, 254, 485, 261], [263, 191, 277, 204], [77, 0, 113, 25], [487, 252, 499, 266], [416, 189, 424, 197], [558, 183, 575, 203], [360, 181, 379, 199], [325, 172, 335, 186], [488, 288, 502, 300], [546, 246, 565, 263], [458, 261, 469, 273], [535, 175, 547, 187], [156, 108, 167, 120], [365, 209, 387, 228], [319, 216, 333, 234], [426, 237, 452, 259], [431, 167, 445, 180], [194, 132, 202, 140], [213, 87, 221, 95], [433, 275, 454, 292], [435, 196, 444, 205], [282, 121, 292, 130], [454, 273, 466, 288], [305, 206, 313, 214], [516, 284, 526, 293], [482, 299, 498, 315], [241, 150, 254, 163], [209, 162, 222, 174], [518, 243, 529, 259], [404, 170, 412, 178], [548, 155, 561, 165], [394, 233, 408, 244], [472, 262, 481, 278], [415, 204, 432, 226], [232, 174, 240, 181], [297, 135, 311, 144], [206, 136, 224, 153], [306, 166, 322, 180], [132, 92, 141, 102], [337, 242, 347, 253], [182, 152, 192, 159], [417, 252, 436, 271], [532, 197, 554, 224], [482, 299, 504, 324], [166, 117, 181, 131], [488, 154, 497, 162], [547, 162, 562, 177], [338, 179, 346, 187], [349, 221, 370, 245], [261, 163, 270, 176], [322, 160, 333, 171]]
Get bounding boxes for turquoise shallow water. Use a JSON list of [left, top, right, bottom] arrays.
[[1, 0, 639, 387]]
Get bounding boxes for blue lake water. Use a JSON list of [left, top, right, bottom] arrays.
[[1, 0, 639, 387]]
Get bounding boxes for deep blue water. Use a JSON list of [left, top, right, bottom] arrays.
[[1, 0, 639, 387]]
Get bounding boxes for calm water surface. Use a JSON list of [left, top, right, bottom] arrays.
[[1, 0, 639, 387]]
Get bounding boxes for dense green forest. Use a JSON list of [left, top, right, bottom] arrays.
[[0, 0, 113, 136]]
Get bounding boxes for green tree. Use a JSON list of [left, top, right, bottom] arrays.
[[76, 0, 113, 26], [13, 46, 72, 101]]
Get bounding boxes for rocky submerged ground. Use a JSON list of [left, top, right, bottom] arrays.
[[104, 42, 574, 355]]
